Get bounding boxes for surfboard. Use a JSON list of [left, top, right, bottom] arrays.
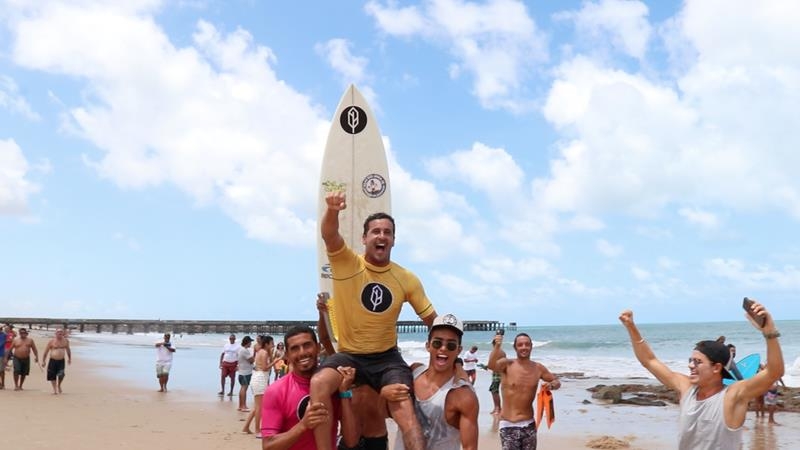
[[317, 84, 392, 345], [723, 353, 761, 386]]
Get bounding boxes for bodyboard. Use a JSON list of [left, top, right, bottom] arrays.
[[723, 353, 761, 386]]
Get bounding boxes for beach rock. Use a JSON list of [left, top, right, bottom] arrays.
[[591, 385, 622, 403]]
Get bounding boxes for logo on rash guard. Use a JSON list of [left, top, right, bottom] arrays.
[[361, 283, 392, 313], [297, 395, 310, 420]]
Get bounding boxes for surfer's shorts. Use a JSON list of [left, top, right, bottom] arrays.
[[221, 361, 238, 377], [156, 362, 171, 376], [499, 419, 537, 450], [764, 390, 779, 406], [238, 373, 252, 386], [321, 347, 413, 393], [46, 358, 66, 380], [13, 357, 30, 376]]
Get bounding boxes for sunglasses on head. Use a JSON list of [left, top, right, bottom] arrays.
[[430, 339, 458, 351]]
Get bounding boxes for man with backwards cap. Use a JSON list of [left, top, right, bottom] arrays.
[[619, 298, 784, 450], [381, 314, 479, 450]]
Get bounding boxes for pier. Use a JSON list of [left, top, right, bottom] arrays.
[[0, 317, 504, 335]]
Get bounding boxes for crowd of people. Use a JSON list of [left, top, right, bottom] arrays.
[[3, 188, 785, 450]]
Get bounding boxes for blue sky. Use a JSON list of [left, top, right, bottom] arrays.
[[2, 0, 799, 326]]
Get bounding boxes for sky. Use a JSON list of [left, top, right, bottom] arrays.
[[2, 0, 800, 326]]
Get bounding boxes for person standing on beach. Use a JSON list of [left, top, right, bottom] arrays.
[[155, 333, 176, 392], [261, 325, 359, 450], [461, 346, 479, 385], [619, 298, 784, 449], [310, 191, 437, 450], [488, 331, 561, 450], [41, 328, 72, 394], [244, 335, 275, 436], [238, 336, 255, 412], [9, 328, 39, 391], [220, 334, 239, 396], [382, 314, 479, 450]]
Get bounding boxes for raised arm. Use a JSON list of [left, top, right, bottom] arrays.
[[619, 310, 690, 394], [321, 191, 346, 253], [487, 334, 509, 373], [316, 293, 337, 357], [727, 300, 784, 421]]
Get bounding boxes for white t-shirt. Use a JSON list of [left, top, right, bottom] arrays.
[[237, 347, 254, 375], [222, 342, 240, 363], [156, 343, 174, 364], [461, 349, 479, 371]]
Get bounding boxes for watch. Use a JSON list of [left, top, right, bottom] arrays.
[[339, 390, 353, 399]]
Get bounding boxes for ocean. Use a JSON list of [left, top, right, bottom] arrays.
[[69, 319, 800, 395]]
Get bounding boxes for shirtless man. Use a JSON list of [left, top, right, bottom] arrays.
[[10, 328, 39, 391], [488, 332, 560, 450], [41, 329, 72, 394]]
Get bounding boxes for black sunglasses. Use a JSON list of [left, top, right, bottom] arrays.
[[430, 339, 458, 351]]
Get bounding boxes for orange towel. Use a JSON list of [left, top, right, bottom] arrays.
[[536, 385, 555, 430]]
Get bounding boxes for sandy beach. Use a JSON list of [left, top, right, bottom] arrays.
[[4, 332, 798, 450]]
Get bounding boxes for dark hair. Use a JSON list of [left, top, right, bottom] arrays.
[[263, 335, 274, 345], [362, 212, 396, 236], [283, 326, 318, 348], [242, 335, 253, 345], [513, 333, 531, 348]]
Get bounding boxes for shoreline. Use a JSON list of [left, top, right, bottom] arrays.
[[5, 332, 799, 449]]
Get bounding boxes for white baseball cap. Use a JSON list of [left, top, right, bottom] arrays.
[[431, 313, 464, 337]]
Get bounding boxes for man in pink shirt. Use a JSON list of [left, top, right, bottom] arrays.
[[262, 326, 358, 450]]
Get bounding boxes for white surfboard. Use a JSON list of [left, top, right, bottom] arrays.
[[317, 84, 392, 345]]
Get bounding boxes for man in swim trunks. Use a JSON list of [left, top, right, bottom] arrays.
[[461, 345, 479, 385], [10, 328, 39, 391], [488, 331, 560, 450], [261, 325, 359, 450], [620, 298, 784, 449], [310, 191, 438, 450], [41, 328, 72, 394], [155, 333, 176, 392], [220, 333, 240, 396]]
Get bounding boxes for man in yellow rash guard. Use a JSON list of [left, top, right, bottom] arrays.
[[310, 190, 437, 450]]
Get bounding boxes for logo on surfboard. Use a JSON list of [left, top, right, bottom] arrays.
[[340, 106, 368, 134], [320, 264, 332, 279], [362, 174, 387, 198]]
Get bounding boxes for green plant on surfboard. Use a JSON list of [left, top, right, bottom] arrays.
[[322, 180, 347, 192]]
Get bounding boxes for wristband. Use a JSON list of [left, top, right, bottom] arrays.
[[763, 330, 781, 339], [339, 390, 352, 399]]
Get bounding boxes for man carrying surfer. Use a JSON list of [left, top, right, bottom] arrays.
[[381, 313, 479, 450], [488, 331, 561, 450], [619, 298, 784, 449], [310, 191, 437, 450]]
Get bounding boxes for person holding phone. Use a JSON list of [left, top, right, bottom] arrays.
[[619, 298, 784, 449], [155, 333, 176, 392]]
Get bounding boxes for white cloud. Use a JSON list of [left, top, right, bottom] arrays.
[[0, 138, 39, 215], [315, 39, 378, 107], [678, 206, 719, 229], [471, 256, 556, 284], [0, 75, 40, 120], [366, 0, 547, 111], [596, 238, 622, 258], [705, 258, 800, 290], [631, 265, 650, 281], [426, 142, 524, 202], [558, 0, 652, 59], [6, 3, 328, 245]]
